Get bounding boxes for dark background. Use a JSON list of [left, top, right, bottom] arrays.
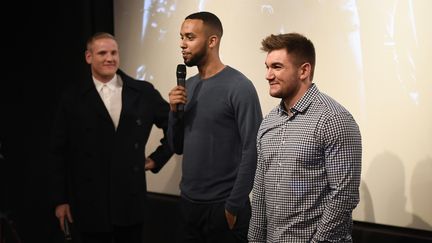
[[1, 1, 113, 242], [0, 1, 431, 243]]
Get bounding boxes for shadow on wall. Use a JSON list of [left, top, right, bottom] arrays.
[[362, 152, 411, 227], [409, 156, 432, 231], [353, 180, 375, 222]]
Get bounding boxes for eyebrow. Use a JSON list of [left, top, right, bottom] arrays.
[[181, 32, 196, 37], [266, 61, 284, 67]]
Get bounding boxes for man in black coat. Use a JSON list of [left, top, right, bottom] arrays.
[[49, 32, 173, 243]]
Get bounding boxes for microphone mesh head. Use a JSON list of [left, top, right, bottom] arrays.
[[176, 64, 186, 78]]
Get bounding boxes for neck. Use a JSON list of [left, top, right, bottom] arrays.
[[93, 74, 115, 83], [283, 82, 312, 111], [197, 56, 225, 79]]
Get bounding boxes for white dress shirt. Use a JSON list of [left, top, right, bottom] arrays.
[[93, 75, 123, 129]]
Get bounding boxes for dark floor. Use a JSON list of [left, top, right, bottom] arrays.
[[145, 193, 432, 243], [1, 192, 431, 243]]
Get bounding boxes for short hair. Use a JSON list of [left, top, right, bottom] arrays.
[[261, 33, 316, 80], [185, 11, 223, 38], [86, 32, 117, 52]]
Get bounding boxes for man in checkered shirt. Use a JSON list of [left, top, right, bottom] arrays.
[[248, 33, 362, 243]]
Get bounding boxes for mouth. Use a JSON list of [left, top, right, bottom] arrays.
[[103, 64, 117, 70], [182, 51, 190, 59]]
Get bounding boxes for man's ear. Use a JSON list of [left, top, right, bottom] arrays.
[[208, 35, 219, 48], [299, 62, 311, 80], [85, 50, 92, 64]]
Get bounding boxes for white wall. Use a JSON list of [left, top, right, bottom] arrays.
[[114, 0, 432, 231]]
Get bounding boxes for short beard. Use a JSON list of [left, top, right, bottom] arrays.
[[184, 46, 207, 67]]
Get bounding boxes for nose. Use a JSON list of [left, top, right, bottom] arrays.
[[265, 68, 274, 80], [106, 53, 115, 62], [180, 39, 186, 49]]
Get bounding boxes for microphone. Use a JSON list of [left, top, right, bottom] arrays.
[[64, 218, 72, 241], [176, 64, 186, 114]]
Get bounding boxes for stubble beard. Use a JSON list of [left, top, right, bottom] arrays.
[[184, 45, 207, 67]]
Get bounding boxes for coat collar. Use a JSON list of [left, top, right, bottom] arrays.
[[79, 69, 142, 131]]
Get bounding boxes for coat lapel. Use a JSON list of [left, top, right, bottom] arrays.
[[117, 74, 140, 130], [80, 75, 114, 127]]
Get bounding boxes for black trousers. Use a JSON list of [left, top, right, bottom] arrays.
[[177, 198, 251, 243], [79, 223, 143, 243]]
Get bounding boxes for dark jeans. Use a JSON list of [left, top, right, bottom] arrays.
[[79, 223, 143, 243], [177, 198, 251, 243]]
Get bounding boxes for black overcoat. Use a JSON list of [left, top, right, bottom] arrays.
[[50, 70, 172, 231]]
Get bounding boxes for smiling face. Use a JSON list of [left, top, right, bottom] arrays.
[[85, 37, 119, 82], [179, 19, 209, 67], [265, 48, 311, 109]]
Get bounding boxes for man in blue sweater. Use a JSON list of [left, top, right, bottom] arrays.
[[167, 11, 262, 243]]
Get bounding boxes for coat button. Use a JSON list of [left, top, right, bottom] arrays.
[[136, 119, 142, 126], [133, 165, 140, 172], [134, 143, 139, 149]]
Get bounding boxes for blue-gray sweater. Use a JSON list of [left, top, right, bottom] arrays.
[[167, 66, 262, 214]]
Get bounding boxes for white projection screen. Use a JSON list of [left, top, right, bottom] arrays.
[[114, 0, 432, 231]]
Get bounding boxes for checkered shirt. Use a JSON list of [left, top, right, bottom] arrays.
[[248, 84, 362, 243]]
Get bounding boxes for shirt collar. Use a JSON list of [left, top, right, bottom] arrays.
[[93, 74, 122, 92], [277, 83, 319, 116]]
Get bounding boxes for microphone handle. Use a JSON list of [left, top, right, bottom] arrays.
[[64, 218, 72, 241], [177, 78, 185, 112]]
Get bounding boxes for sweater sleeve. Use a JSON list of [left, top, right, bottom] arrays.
[[225, 79, 263, 215], [167, 111, 185, 155]]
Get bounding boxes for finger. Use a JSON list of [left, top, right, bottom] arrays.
[[175, 85, 186, 91], [169, 92, 187, 101], [170, 97, 187, 106], [59, 215, 65, 232], [144, 159, 153, 170], [67, 210, 73, 223], [175, 97, 187, 104], [170, 86, 185, 93]]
